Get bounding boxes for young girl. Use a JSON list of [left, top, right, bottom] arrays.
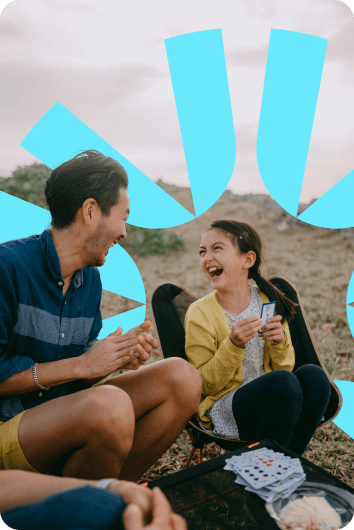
[[185, 220, 331, 456]]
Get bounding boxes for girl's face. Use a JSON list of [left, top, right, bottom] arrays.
[[199, 229, 255, 290]]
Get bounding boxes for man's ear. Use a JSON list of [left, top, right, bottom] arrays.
[[244, 250, 256, 270], [81, 198, 99, 226]]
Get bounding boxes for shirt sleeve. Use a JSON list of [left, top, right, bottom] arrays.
[[267, 320, 295, 372], [0, 257, 34, 383], [82, 275, 103, 353], [185, 303, 246, 397], [82, 308, 103, 353]]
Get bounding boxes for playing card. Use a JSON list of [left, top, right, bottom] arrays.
[[235, 455, 302, 489], [245, 485, 278, 503], [258, 301, 276, 333], [225, 449, 305, 499], [266, 472, 305, 493]]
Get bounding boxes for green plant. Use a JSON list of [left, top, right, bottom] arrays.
[[123, 226, 185, 257], [0, 163, 51, 208], [323, 357, 354, 379]]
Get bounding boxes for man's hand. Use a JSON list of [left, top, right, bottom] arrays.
[[108, 321, 159, 371], [259, 315, 285, 343], [123, 487, 187, 530], [229, 316, 263, 348], [77, 330, 146, 380]]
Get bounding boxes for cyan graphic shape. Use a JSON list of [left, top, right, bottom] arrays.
[[257, 29, 327, 217], [346, 271, 354, 339], [298, 169, 354, 228], [21, 103, 194, 229], [0, 191, 51, 242], [165, 30, 235, 217], [333, 380, 354, 440], [98, 305, 146, 339], [346, 271, 354, 306], [99, 243, 146, 304], [0, 192, 145, 333]]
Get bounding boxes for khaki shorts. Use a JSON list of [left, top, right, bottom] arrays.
[[0, 411, 38, 472]]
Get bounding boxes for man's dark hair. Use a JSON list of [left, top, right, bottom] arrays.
[[45, 150, 128, 229]]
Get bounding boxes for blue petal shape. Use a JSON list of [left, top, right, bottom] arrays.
[[0, 191, 51, 243], [333, 380, 354, 440], [346, 271, 354, 305], [100, 244, 145, 305], [298, 169, 354, 228], [165, 29, 235, 217], [21, 103, 194, 229], [99, 305, 147, 338], [257, 29, 327, 217]]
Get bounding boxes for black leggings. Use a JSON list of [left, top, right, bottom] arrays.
[[232, 364, 331, 455]]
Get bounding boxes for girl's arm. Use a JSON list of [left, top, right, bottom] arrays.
[[185, 305, 245, 396], [266, 320, 295, 371]]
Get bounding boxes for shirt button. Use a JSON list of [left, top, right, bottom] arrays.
[[58, 281, 63, 286], [39, 392, 42, 397], [62, 333, 65, 338]]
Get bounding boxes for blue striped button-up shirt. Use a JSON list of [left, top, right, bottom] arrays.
[[0, 229, 102, 421]]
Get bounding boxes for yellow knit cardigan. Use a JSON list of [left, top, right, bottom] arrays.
[[184, 289, 295, 429]]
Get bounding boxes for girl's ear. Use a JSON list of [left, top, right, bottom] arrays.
[[244, 250, 256, 270]]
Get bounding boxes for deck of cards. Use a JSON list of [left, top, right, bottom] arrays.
[[224, 448, 306, 503]]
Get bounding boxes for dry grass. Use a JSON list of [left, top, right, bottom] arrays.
[[100, 189, 354, 488]]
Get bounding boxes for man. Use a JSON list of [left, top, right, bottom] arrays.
[[0, 150, 201, 482]]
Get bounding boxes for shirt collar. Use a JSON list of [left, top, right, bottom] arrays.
[[41, 229, 83, 289]]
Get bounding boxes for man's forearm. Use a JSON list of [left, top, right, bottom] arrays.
[[0, 470, 95, 512], [0, 356, 83, 396]]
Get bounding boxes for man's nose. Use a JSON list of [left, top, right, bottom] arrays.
[[120, 224, 127, 240]]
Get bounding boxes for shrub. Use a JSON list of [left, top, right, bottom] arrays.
[[122, 226, 185, 257], [0, 163, 51, 208], [323, 357, 354, 379], [0, 162, 186, 258]]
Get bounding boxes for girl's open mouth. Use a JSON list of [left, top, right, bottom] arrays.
[[209, 266, 223, 279]]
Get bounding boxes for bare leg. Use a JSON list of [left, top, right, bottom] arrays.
[[105, 357, 202, 482], [18, 385, 135, 479]]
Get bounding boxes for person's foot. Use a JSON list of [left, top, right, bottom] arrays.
[[243, 491, 274, 527]]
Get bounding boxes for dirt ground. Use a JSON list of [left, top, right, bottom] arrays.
[[100, 188, 354, 488], [101, 188, 354, 375]]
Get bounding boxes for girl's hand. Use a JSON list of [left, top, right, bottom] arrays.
[[229, 316, 263, 348], [259, 315, 285, 343]]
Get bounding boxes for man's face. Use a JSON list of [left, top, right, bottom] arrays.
[[84, 188, 130, 267]]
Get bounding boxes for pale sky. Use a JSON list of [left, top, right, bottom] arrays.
[[0, 0, 354, 204]]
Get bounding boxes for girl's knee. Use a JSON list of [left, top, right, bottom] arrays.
[[295, 364, 330, 387], [294, 364, 331, 399], [265, 370, 303, 408]]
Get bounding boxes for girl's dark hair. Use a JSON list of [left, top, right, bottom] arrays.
[[45, 150, 128, 229], [209, 219, 297, 322]]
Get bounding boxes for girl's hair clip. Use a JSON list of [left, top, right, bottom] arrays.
[[238, 232, 249, 240]]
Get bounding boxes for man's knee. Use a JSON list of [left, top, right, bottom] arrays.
[[162, 358, 202, 409], [79, 385, 135, 449]]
